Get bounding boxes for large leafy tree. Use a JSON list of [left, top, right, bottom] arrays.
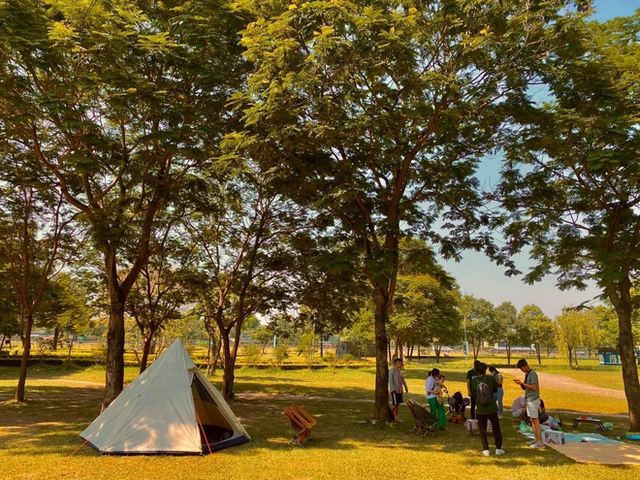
[[493, 301, 529, 364], [556, 309, 597, 368], [519, 304, 554, 364], [394, 273, 461, 362], [394, 236, 461, 361], [0, 0, 247, 406], [497, 11, 640, 429], [460, 295, 497, 360], [0, 165, 77, 401], [234, 0, 581, 421], [185, 163, 311, 399]]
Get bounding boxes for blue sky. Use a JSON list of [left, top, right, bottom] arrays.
[[441, 0, 640, 319]]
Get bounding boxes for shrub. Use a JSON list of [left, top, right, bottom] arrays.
[[341, 353, 354, 366], [322, 351, 338, 367], [93, 344, 108, 365], [273, 344, 289, 368], [244, 344, 263, 367]]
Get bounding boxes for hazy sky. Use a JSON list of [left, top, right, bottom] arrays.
[[441, 0, 640, 319]]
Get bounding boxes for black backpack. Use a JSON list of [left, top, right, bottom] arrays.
[[476, 379, 492, 405]]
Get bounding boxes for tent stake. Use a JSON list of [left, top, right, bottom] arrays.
[[67, 438, 90, 457]]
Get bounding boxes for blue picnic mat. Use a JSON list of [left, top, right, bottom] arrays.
[[521, 431, 624, 444]]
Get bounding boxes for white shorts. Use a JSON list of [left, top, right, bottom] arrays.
[[526, 399, 541, 419]]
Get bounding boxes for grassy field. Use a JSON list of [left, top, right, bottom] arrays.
[[0, 358, 638, 480]]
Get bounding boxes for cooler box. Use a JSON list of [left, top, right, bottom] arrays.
[[465, 418, 492, 434], [465, 419, 478, 433], [544, 430, 565, 444]]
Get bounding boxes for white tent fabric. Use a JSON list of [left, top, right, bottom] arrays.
[[80, 339, 250, 454]]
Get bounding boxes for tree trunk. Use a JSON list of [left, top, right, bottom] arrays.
[[567, 345, 573, 368], [67, 335, 75, 360], [52, 327, 60, 351], [221, 332, 236, 400], [206, 331, 220, 376], [320, 337, 324, 357], [139, 333, 155, 374], [506, 341, 511, 364], [104, 289, 126, 408], [373, 290, 392, 422], [607, 279, 640, 431], [0, 333, 6, 352], [15, 313, 34, 402], [535, 343, 542, 365], [434, 345, 441, 364]]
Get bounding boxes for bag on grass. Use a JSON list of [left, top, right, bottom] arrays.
[[519, 421, 533, 433]]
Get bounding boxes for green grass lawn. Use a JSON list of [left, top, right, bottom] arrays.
[[0, 361, 638, 480]]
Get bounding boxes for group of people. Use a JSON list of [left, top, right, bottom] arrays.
[[389, 356, 544, 456]]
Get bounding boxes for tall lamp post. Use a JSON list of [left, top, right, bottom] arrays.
[[463, 315, 468, 362]]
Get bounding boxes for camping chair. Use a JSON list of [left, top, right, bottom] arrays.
[[283, 404, 317, 446], [406, 399, 437, 438]]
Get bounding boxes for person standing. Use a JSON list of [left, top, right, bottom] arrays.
[[466, 360, 481, 419], [515, 359, 544, 448], [471, 362, 504, 457], [489, 366, 504, 418], [425, 368, 446, 430], [389, 357, 408, 421]]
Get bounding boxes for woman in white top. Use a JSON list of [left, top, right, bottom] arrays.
[[425, 368, 446, 430]]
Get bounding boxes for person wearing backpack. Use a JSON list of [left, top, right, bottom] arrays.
[[471, 362, 504, 457]]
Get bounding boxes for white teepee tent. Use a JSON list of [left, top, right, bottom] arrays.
[[80, 339, 250, 455]]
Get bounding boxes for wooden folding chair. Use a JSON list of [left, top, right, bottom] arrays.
[[283, 404, 317, 446]]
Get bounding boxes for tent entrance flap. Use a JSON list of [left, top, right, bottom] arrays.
[[192, 376, 235, 447]]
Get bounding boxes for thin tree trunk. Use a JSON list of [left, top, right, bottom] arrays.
[[139, 333, 155, 374], [15, 313, 33, 402], [52, 327, 60, 351], [67, 335, 75, 360]]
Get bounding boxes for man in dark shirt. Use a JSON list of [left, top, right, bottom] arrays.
[[466, 360, 481, 419], [471, 362, 504, 456]]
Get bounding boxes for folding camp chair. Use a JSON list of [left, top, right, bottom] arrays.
[[406, 399, 437, 438], [283, 404, 317, 446]]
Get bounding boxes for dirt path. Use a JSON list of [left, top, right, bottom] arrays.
[[502, 371, 626, 399], [29, 371, 627, 401]]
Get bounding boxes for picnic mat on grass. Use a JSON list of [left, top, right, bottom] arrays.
[[546, 442, 640, 465]]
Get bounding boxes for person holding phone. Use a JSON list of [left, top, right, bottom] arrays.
[[515, 359, 544, 449]]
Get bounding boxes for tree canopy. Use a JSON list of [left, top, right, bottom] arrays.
[[496, 10, 640, 429]]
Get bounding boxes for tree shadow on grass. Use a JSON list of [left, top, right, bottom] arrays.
[[1, 382, 636, 474]]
